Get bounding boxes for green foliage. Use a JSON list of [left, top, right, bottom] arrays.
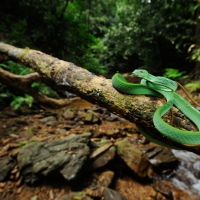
[[0, 61, 33, 109], [101, 0, 196, 74], [0, 84, 12, 99], [185, 81, 200, 92], [163, 68, 187, 80], [0, 0, 109, 75], [10, 94, 34, 110], [19, 141, 26, 147], [0, 87, 35, 110], [0, 60, 60, 109], [0, 60, 33, 75], [81, 38, 108, 75], [0, 0, 197, 77], [188, 44, 200, 62], [31, 82, 59, 98]]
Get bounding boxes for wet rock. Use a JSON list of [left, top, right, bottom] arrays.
[[90, 106, 103, 113], [98, 171, 114, 187], [0, 156, 15, 181], [62, 108, 76, 120], [103, 188, 127, 200], [190, 160, 200, 179], [46, 121, 58, 126], [91, 146, 116, 169], [78, 110, 100, 124], [175, 166, 199, 185], [172, 150, 200, 179], [39, 116, 57, 124], [62, 91, 77, 98], [140, 146, 179, 170], [17, 133, 91, 184], [84, 174, 105, 198], [58, 192, 93, 200], [90, 142, 113, 158], [93, 107, 118, 121], [83, 171, 114, 198], [115, 139, 152, 178], [153, 179, 200, 200], [104, 113, 118, 122], [153, 180, 172, 198]]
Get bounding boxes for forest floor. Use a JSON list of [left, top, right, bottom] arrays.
[[0, 86, 200, 200], [0, 98, 142, 200]]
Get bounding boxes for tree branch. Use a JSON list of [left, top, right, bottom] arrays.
[[0, 66, 78, 108], [0, 42, 199, 154]]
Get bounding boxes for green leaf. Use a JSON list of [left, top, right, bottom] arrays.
[[163, 68, 186, 80], [185, 82, 200, 92]]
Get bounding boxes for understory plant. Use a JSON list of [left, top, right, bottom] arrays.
[[163, 68, 188, 80], [0, 60, 59, 109], [185, 81, 200, 92]]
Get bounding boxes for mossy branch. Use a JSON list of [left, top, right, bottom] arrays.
[[0, 42, 199, 153]]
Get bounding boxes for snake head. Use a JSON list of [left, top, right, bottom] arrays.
[[133, 69, 149, 78]]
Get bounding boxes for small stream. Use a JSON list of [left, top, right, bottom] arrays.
[[171, 150, 200, 197]]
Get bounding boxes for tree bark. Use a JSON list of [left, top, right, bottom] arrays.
[[0, 42, 199, 154]]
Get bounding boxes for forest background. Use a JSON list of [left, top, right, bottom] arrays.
[[0, 0, 200, 107]]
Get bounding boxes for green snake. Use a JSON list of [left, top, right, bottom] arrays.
[[112, 69, 200, 148]]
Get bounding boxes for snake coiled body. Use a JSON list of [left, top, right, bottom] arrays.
[[112, 70, 200, 148]]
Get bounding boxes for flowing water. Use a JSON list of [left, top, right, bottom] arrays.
[[172, 150, 200, 197]]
